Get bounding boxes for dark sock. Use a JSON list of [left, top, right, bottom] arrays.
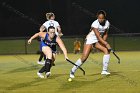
[[44, 55, 46, 61], [45, 59, 52, 72], [43, 54, 46, 61], [39, 52, 44, 61], [39, 66, 46, 73]]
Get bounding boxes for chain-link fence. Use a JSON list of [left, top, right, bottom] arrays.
[[0, 33, 140, 54]]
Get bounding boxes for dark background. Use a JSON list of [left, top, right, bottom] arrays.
[[0, 0, 140, 37]]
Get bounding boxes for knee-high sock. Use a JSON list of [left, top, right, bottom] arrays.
[[71, 58, 83, 73], [39, 59, 52, 73], [39, 52, 44, 61], [103, 54, 110, 71], [39, 66, 46, 73], [45, 59, 52, 72]]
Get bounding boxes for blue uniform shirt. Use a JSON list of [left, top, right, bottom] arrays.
[[41, 33, 57, 53]]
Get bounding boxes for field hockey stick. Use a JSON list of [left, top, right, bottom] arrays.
[[111, 50, 120, 64], [66, 59, 85, 75]]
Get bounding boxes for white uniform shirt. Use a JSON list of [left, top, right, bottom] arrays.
[[90, 19, 110, 36], [43, 20, 60, 35], [86, 19, 110, 44]]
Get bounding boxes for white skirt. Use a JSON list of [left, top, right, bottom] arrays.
[[85, 32, 98, 44]]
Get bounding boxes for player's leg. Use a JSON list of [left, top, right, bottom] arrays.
[[45, 52, 56, 78], [78, 49, 80, 54], [38, 42, 44, 64], [43, 53, 46, 61], [51, 53, 56, 66], [70, 44, 92, 78], [46, 53, 56, 78], [37, 52, 45, 65], [37, 46, 52, 78], [43, 46, 52, 72], [39, 52, 44, 61], [95, 42, 110, 75]]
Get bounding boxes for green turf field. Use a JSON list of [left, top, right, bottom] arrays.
[[0, 51, 140, 93]]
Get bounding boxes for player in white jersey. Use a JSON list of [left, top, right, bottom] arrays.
[[39, 12, 63, 36], [69, 10, 112, 78]]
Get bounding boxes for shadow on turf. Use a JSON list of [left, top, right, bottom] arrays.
[[4, 74, 71, 92], [57, 74, 112, 92], [3, 65, 40, 74], [87, 71, 137, 87], [48, 73, 69, 79], [88, 71, 122, 76], [56, 72, 127, 92], [4, 78, 46, 92]]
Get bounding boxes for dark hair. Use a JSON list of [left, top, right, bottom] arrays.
[[48, 26, 55, 31], [96, 10, 106, 18]]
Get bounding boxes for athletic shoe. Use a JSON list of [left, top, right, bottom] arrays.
[[37, 61, 45, 65], [37, 72, 44, 78], [101, 71, 110, 75], [46, 72, 51, 78], [70, 71, 75, 78]]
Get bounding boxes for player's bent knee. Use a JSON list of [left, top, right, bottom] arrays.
[[103, 48, 109, 54]]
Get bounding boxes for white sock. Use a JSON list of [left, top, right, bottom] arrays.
[[103, 54, 110, 71], [71, 58, 83, 73]]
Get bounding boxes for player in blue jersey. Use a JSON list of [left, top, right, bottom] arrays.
[[28, 26, 68, 78]]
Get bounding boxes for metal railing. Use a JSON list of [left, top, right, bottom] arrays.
[[0, 33, 140, 54]]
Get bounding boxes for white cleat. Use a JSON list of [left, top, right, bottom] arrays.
[[46, 72, 51, 78], [101, 71, 110, 75], [37, 61, 45, 65], [37, 72, 44, 78], [70, 71, 75, 78]]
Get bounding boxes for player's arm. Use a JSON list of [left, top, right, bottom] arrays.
[[57, 26, 63, 37], [55, 21, 63, 36], [40, 25, 46, 32], [57, 26, 62, 33], [56, 36, 68, 59], [103, 29, 108, 41], [28, 33, 39, 44], [103, 21, 110, 41], [28, 32, 45, 44], [92, 27, 111, 49]]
